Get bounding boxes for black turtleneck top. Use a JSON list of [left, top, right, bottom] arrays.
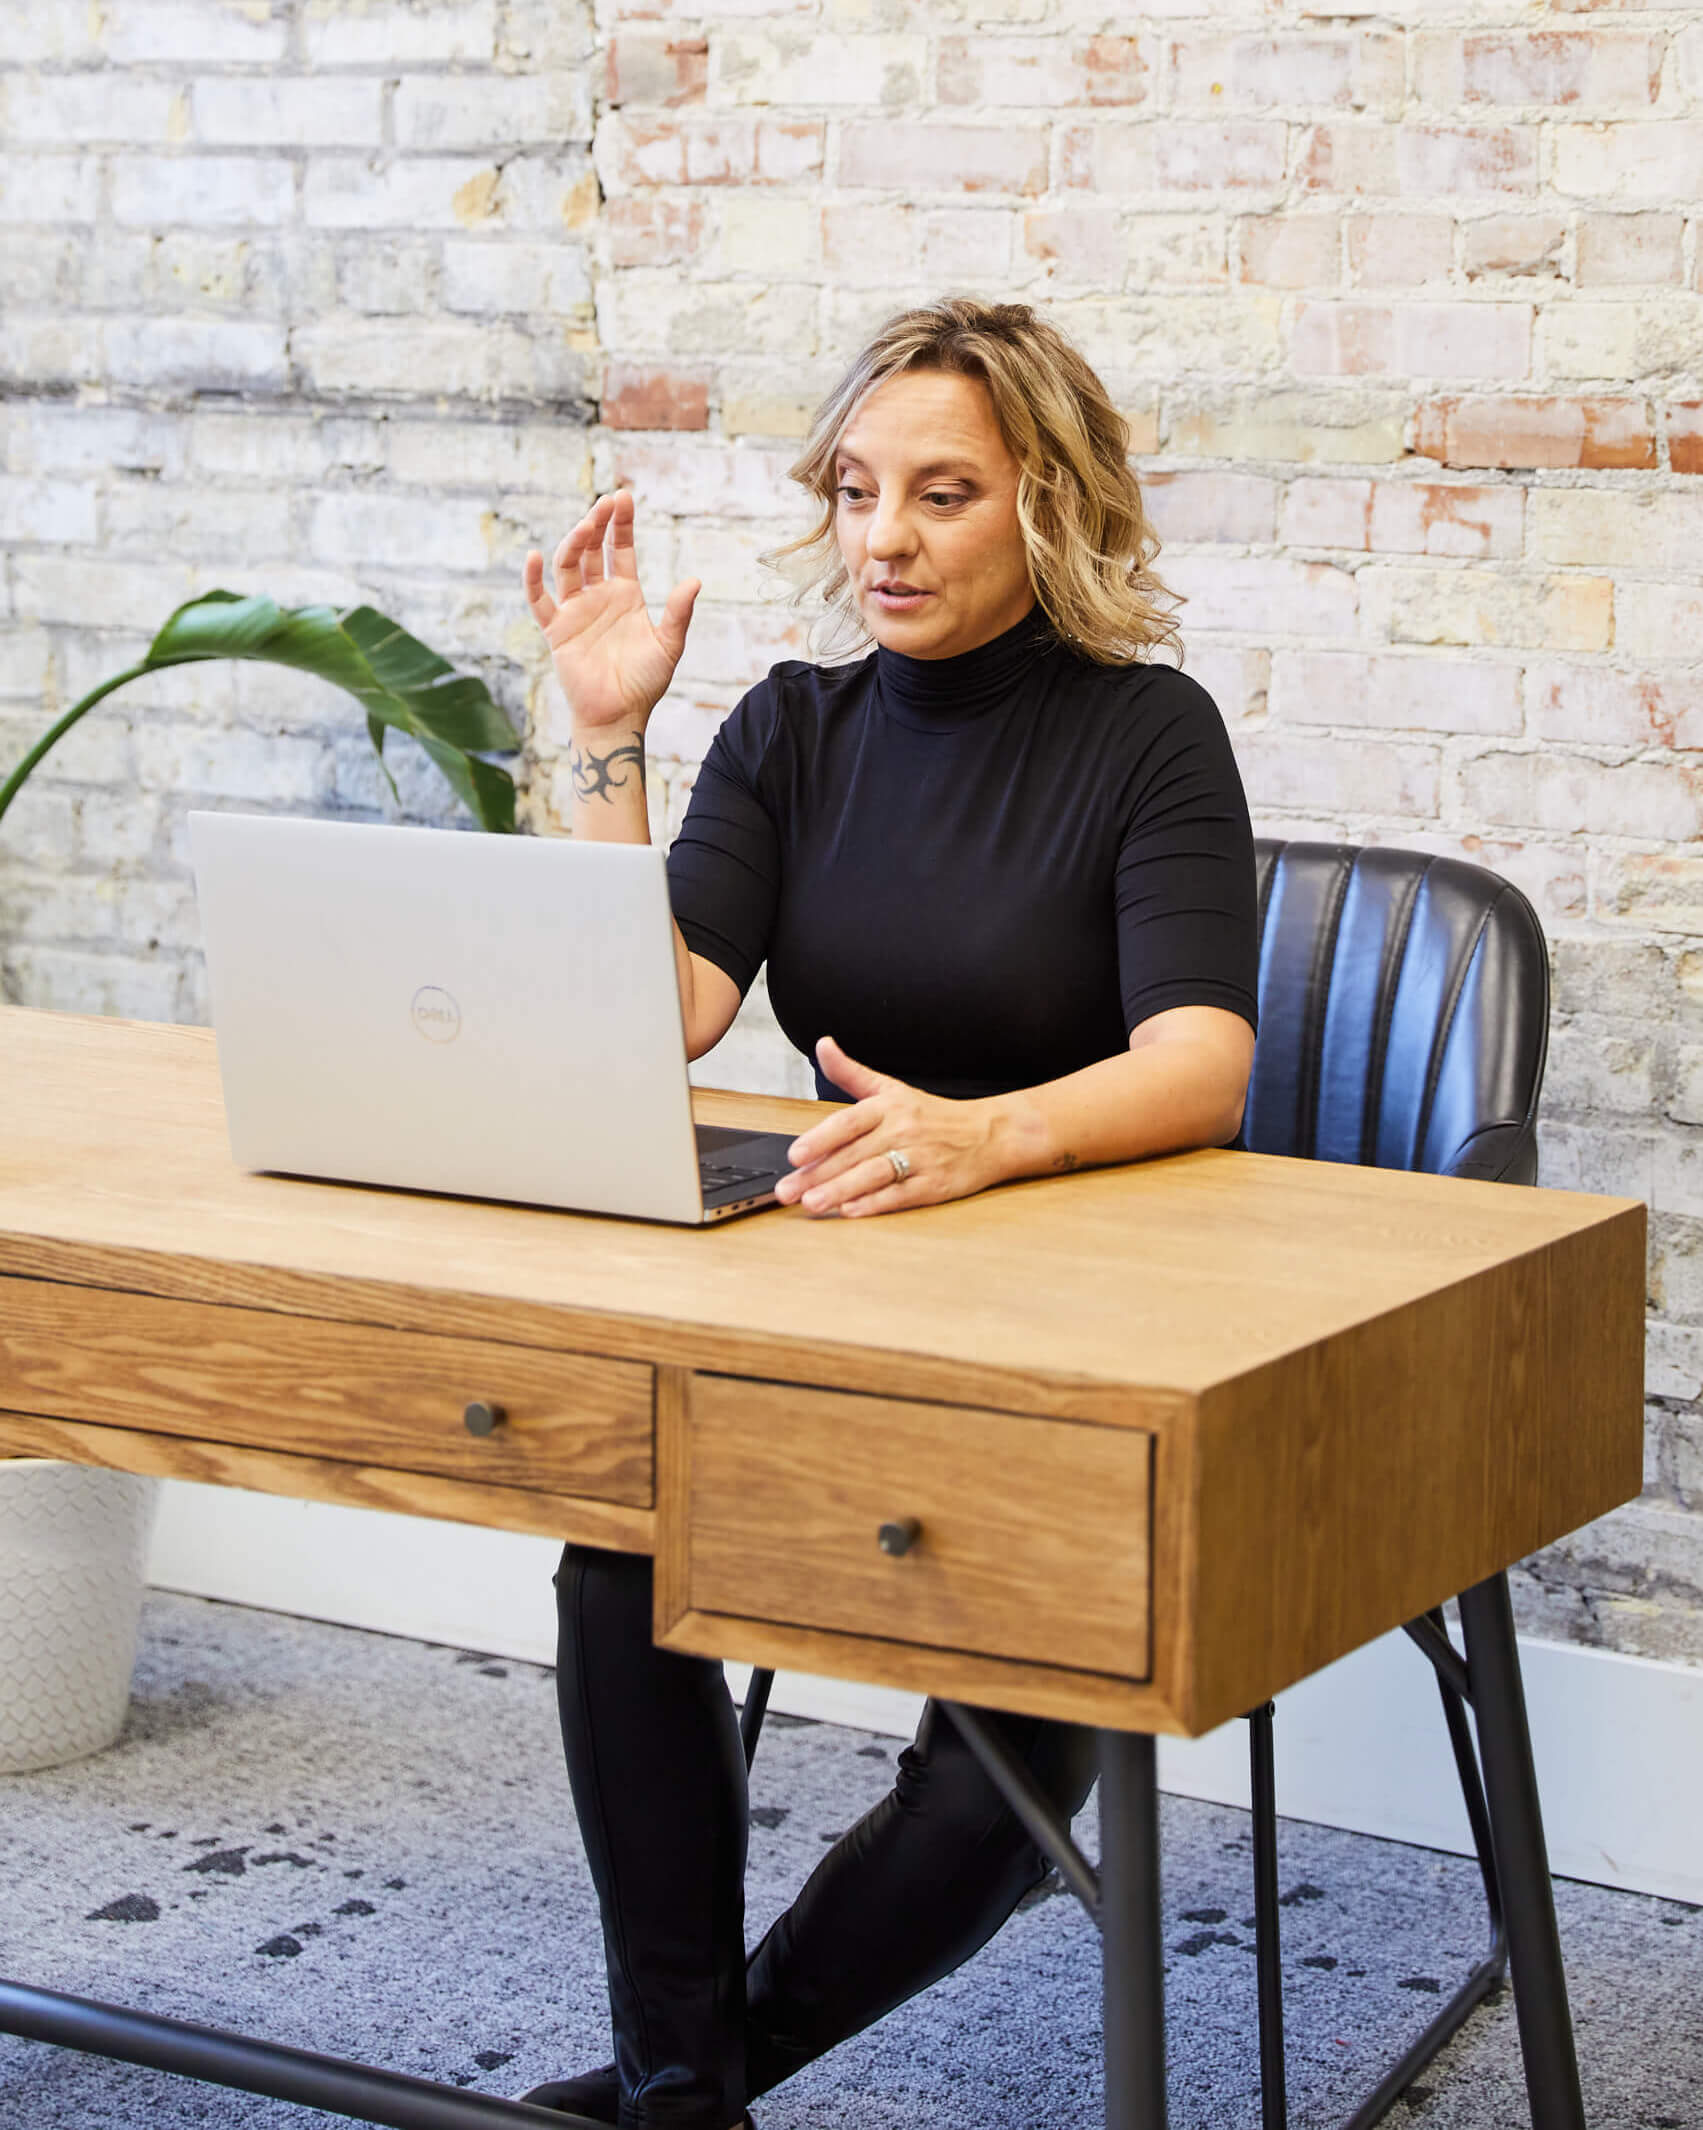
[[666, 609, 1258, 1102]]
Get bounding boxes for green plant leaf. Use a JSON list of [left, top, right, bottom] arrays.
[[144, 591, 521, 830]]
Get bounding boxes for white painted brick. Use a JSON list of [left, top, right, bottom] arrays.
[[1532, 490, 1703, 573], [7, 405, 189, 480], [112, 156, 296, 230], [0, 474, 99, 550], [598, 272, 818, 359], [75, 791, 164, 869], [388, 419, 592, 494], [0, 946, 190, 1023], [106, 0, 289, 64], [1, 316, 103, 391], [193, 77, 385, 149], [596, 436, 797, 518], [0, 785, 79, 868], [133, 720, 327, 804], [720, 195, 817, 276], [301, 1, 498, 67], [1615, 583, 1703, 662], [712, 32, 927, 107], [103, 316, 289, 394], [293, 316, 589, 402], [0, 76, 185, 147], [334, 236, 441, 316], [1458, 750, 1703, 843], [103, 481, 298, 565], [304, 157, 504, 231], [14, 555, 201, 633], [1233, 730, 1441, 817], [1269, 649, 1522, 734], [441, 240, 594, 316], [1554, 123, 1703, 205], [489, 153, 602, 233], [0, 156, 101, 225], [1528, 663, 1703, 751], [0, 231, 73, 307], [0, 627, 54, 701], [394, 73, 595, 151], [1161, 554, 1359, 637], [307, 491, 500, 574], [1371, 566, 1612, 651]]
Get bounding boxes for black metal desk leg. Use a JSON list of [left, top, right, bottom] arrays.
[[1456, 1573, 1586, 2130], [1098, 1729, 1167, 2130]]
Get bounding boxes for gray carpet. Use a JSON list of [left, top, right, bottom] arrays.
[[1, 1593, 1698, 2130]]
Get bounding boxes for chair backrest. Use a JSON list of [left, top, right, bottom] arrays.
[[1242, 841, 1550, 1184]]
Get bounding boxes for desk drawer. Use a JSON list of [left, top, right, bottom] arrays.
[[685, 1376, 1151, 1678], [0, 1278, 653, 1506]]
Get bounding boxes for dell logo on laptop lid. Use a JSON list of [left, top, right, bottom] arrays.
[[411, 986, 462, 1042]]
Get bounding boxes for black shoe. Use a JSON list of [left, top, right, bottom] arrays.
[[520, 2066, 618, 2120], [519, 2071, 752, 2128]]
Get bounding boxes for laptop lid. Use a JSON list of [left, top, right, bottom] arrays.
[[189, 812, 707, 1224]]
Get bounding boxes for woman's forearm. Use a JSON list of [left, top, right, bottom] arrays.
[[564, 718, 703, 1043], [981, 1014, 1253, 1186]]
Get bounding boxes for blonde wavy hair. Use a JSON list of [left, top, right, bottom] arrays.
[[771, 298, 1182, 667]]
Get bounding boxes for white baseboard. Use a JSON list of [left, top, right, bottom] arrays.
[[148, 1482, 1703, 1907]]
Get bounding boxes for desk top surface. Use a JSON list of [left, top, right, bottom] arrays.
[[1, 1007, 1641, 1402]]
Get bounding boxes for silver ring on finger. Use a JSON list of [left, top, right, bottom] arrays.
[[886, 1148, 912, 1184]]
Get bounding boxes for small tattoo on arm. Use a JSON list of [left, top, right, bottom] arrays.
[[569, 737, 646, 803], [1052, 1152, 1081, 1173]]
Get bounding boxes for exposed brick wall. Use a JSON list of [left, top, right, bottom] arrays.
[[3, 0, 1701, 1658]]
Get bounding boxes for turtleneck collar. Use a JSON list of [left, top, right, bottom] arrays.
[[874, 605, 1058, 733]]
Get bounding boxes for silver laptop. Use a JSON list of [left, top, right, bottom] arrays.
[[188, 812, 796, 1225]]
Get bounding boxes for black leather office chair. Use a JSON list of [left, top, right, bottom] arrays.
[[741, 840, 1576, 2130], [1230, 839, 1558, 2130]]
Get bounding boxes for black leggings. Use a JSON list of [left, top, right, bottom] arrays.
[[554, 1543, 1099, 2129]]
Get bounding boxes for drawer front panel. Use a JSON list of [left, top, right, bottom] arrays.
[[0, 1278, 653, 1506], [687, 1376, 1151, 1679]]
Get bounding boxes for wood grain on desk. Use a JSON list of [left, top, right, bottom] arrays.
[[0, 1006, 1648, 1735]]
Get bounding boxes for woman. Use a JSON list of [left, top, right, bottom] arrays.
[[519, 299, 1258, 2129]]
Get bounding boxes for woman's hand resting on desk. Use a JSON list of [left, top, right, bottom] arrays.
[[522, 490, 701, 732], [774, 1036, 1005, 1218]]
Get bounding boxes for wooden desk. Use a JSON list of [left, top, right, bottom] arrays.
[[0, 1007, 1648, 2130]]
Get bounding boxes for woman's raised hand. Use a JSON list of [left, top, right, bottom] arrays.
[[523, 491, 701, 733]]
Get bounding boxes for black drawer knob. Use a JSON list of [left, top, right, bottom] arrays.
[[463, 1400, 506, 1437], [878, 1517, 921, 1558]]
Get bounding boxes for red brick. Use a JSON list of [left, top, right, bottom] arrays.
[[1460, 214, 1567, 280], [1369, 480, 1523, 559], [838, 122, 1048, 197], [1346, 213, 1453, 286], [1412, 394, 1655, 470], [1236, 212, 1339, 288], [1670, 403, 1703, 476], [1577, 212, 1685, 287], [601, 364, 709, 431], [604, 33, 708, 109], [1155, 121, 1286, 193], [606, 196, 708, 267]]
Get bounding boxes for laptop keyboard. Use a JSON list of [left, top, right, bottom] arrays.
[[699, 1158, 780, 1194]]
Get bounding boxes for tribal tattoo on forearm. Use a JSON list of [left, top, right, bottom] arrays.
[[568, 736, 647, 803]]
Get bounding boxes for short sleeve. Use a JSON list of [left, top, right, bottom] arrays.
[[1115, 674, 1260, 1036], [665, 681, 783, 998]]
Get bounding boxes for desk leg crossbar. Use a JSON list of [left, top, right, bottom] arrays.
[[0, 1977, 592, 2129]]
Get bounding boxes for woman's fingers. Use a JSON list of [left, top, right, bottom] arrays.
[[522, 550, 557, 631], [552, 531, 582, 603], [785, 1094, 882, 1175], [608, 489, 640, 580], [655, 576, 702, 664], [802, 1152, 921, 1217]]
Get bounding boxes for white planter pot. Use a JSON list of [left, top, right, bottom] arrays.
[[0, 1460, 160, 1774]]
